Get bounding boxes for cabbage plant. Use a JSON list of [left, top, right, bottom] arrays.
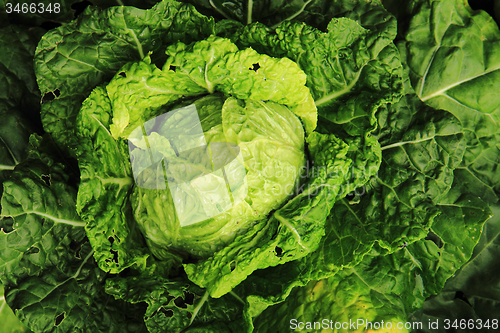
[[0, 0, 499, 332]]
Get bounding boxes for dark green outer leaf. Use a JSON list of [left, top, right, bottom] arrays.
[[0, 25, 44, 101], [34, 0, 215, 152], [396, 0, 500, 203], [105, 272, 244, 333], [409, 203, 500, 331], [0, 284, 31, 333], [0, 25, 45, 188], [452, 124, 500, 204], [6, 244, 148, 333], [403, 0, 500, 122], [0, 109, 33, 201], [0, 136, 86, 286], [0, 136, 148, 333], [408, 195, 491, 298], [328, 108, 466, 269]]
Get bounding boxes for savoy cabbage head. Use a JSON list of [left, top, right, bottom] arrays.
[[78, 36, 317, 263]]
